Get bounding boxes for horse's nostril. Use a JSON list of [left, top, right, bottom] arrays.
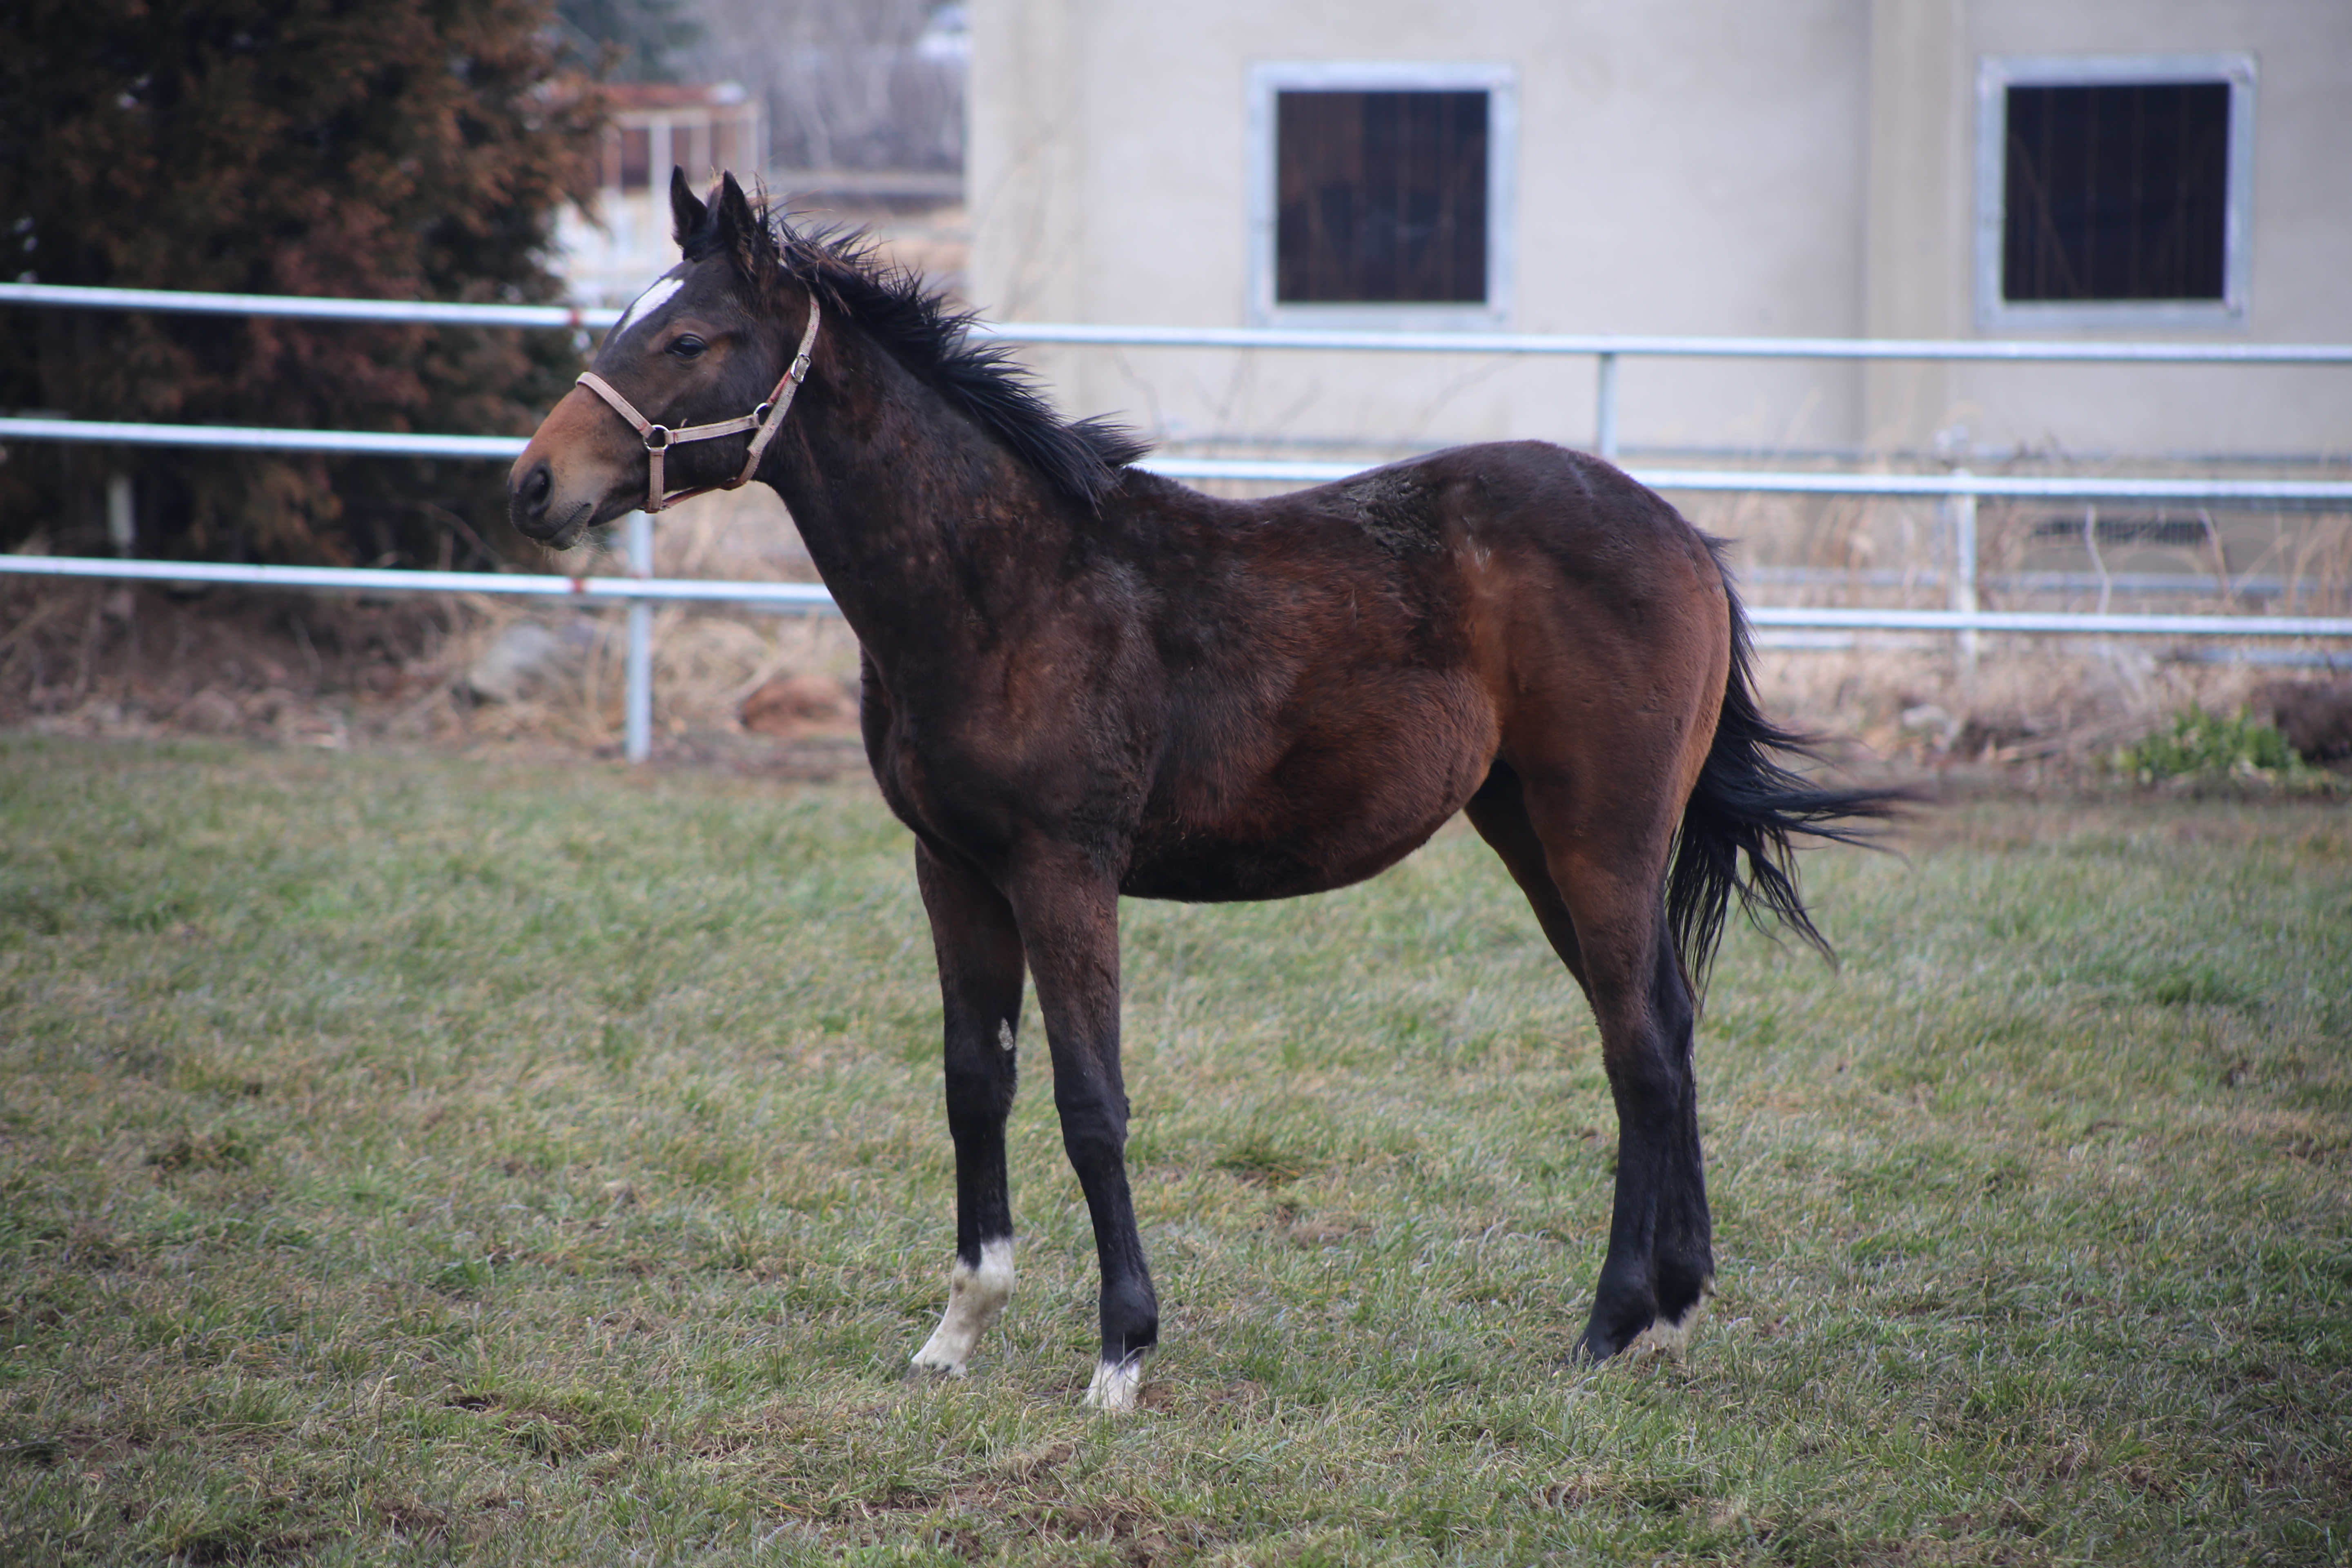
[[522, 463, 552, 508]]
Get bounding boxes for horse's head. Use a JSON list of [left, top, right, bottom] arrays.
[[509, 169, 807, 548]]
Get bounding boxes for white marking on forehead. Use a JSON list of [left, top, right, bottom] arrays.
[[613, 276, 685, 339]]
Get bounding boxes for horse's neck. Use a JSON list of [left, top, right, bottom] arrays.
[[765, 334, 1078, 668]]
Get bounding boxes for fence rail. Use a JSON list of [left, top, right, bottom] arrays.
[[9, 280, 2351, 362], [7, 281, 2350, 760], [11, 552, 2350, 644], [0, 281, 619, 331], [0, 552, 837, 608], [7, 415, 2350, 506]]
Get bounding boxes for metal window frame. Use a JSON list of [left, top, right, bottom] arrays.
[[1975, 53, 2257, 332], [1246, 60, 1517, 330]]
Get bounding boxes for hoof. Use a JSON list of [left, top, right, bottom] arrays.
[[909, 1341, 971, 1377], [1572, 1274, 1714, 1365], [1082, 1352, 1146, 1411], [911, 1238, 1014, 1379]]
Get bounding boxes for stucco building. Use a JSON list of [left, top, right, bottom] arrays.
[[967, 0, 2351, 465]]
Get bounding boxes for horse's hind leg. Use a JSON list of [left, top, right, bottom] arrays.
[[1577, 898, 1712, 1360], [910, 844, 1026, 1377], [1465, 764, 1587, 989], [1470, 758, 1713, 1361]]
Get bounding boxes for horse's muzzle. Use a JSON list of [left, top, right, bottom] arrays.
[[507, 457, 596, 548], [506, 384, 642, 548]]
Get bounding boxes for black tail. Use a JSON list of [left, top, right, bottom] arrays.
[[1667, 561, 1909, 990]]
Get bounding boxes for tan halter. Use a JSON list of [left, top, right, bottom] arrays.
[[575, 298, 821, 514]]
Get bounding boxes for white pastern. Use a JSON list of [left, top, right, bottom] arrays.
[[612, 275, 685, 339], [1630, 1277, 1715, 1358], [1082, 1352, 1147, 1412], [910, 1238, 1015, 1376]]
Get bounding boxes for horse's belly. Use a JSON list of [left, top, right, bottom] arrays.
[[1118, 791, 1468, 903], [1125, 684, 1496, 902], [1119, 837, 1345, 902]]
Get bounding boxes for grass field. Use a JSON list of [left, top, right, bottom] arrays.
[[1, 736, 2346, 1565]]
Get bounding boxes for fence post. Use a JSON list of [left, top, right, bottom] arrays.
[[1594, 352, 1620, 461], [625, 509, 653, 763], [105, 470, 134, 555], [1945, 473, 1979, 670]]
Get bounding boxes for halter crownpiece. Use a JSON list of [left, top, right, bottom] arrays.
[[575, 296, 822, 514]]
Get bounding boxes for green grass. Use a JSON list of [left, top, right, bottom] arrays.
[[0, 736, 2346, 1565]]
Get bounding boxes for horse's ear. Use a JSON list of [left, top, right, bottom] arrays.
[[714, 171, 774, 285], [669, 167, 706, 249]]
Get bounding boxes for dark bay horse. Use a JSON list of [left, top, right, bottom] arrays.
[[510, 172, 1897, 1410]]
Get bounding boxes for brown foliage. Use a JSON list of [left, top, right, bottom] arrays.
[[2260, 677, 2352, 762], [0, 0, 605, 564]]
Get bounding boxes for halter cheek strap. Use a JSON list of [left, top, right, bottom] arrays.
[[574, 298, 822, 514]]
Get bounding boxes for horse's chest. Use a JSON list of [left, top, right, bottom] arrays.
[[864, 719, 1147, 865]]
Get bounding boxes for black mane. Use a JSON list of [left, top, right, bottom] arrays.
[[681, 196, 1150, 509]]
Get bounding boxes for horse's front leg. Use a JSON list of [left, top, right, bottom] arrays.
[[909, 843, 1027, 1378], [1006, 853, 1157, 1410]]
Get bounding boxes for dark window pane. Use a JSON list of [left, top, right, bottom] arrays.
[[1276, 90, 1488, 304], [2002, 81, 2230, 302], [619, 127, 652, 192]]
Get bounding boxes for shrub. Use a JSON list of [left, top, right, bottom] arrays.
[[0, 0, 606, 566], [2113, 707, 2340, 793]]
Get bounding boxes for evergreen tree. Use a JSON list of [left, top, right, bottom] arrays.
[[0, 0, 604, 565]]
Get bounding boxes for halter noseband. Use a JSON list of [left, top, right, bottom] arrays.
[[573, 298, 822, 514]]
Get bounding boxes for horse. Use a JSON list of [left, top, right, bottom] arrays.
[[510, 171, 1899, 1410]]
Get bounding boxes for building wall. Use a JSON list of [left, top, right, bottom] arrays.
[[970, 0, 2350, 462]]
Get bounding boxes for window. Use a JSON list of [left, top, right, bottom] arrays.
[[617, 127, 652, 192], [2003, 82, 2229, 302], [1277, 91, 1488, 304], [1250, 63, 1514, 327], [1977, 55, 2254, 329]]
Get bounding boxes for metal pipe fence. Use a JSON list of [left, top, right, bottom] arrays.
[[9, 278, 2352, 461], [6, 281, 2350, 759], [8, 413, 2350, 504], [9, 548, 2347, 639], [0, 552, 838, 606], [17, 280, 2352, 360]]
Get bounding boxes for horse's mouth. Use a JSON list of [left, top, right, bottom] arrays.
[[528, 500, 598, 552]]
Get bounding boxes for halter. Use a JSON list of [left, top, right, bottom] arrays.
[[574, 298, 822, 514]]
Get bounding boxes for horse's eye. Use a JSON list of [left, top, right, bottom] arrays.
[[668, 334, 707, 361]]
